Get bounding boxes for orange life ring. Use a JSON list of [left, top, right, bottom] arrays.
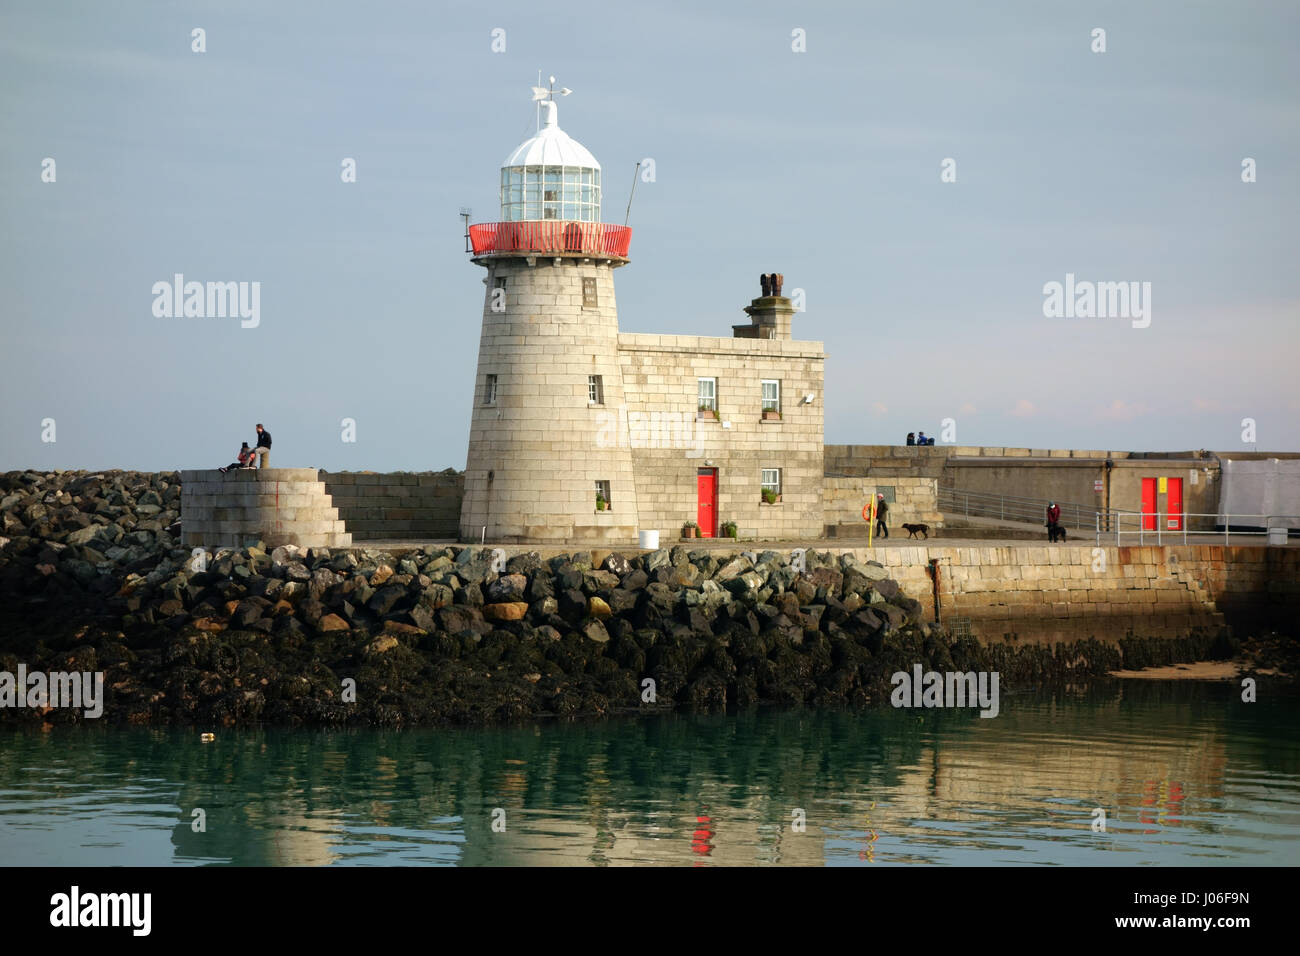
[[862, 503, 873, 522]]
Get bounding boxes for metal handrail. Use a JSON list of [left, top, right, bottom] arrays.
[[468, 221, 633, 257], [938, 486, 1098, 529], [940, 485, 1297, 546], [1096, 511, 1297, 546]]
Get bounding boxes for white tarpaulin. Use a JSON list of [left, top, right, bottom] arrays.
[[1218, 458, 1300, 530]]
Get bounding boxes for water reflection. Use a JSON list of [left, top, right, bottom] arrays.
[[1, 682, 1297, 866]]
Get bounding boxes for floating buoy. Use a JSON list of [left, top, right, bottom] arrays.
[[200, 732, 215, 742]]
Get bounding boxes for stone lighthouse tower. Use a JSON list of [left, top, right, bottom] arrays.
[[459, 83, 639, 544]]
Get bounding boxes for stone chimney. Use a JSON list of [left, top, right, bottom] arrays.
[[733, 272, 794, 339]]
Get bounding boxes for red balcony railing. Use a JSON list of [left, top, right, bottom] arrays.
[[469, 221, 633, 258]]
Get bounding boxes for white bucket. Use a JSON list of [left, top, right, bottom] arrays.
[[1267, 527, 1288, 546], [638, 530, 659, 550]]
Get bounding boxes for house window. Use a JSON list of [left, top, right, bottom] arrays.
[[762, 380, 780, 412], [595, 480, 611, 509], [588, 374, 604, 405], [762, 468, 782, 497], [698, 377, 717, 413], [482, 374, 497, 406], [582, 276, 598, 308]]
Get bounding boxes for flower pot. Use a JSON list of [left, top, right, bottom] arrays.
[[762, 409, 781, 421]]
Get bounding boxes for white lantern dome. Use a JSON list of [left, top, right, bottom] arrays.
[[500, 98, 602, 223]]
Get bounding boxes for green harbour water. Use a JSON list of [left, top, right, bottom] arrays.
[[2, 682, 1298, 866]]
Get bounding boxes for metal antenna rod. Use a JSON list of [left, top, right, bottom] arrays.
[[624, 161, 641, 226]]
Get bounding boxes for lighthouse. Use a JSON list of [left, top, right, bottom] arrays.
[[460, 82, 641, 544]]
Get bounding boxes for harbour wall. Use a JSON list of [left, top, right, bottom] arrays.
[[321, 470, 463, 541], [861, 544, 1298, 642]]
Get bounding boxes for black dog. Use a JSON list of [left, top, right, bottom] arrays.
[[1047, 524, 1067, 542], [902, 523, 929, 539]]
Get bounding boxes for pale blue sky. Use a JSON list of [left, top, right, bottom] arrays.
[[2, 0, 1297, 472]]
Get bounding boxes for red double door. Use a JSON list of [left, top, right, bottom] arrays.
[[697, 469, 717, 537], [1141, 477, 1183, 531]]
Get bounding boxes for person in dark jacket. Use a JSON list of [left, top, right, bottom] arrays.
[[874, 493, 889, 539], [906, 432, 916, 446], [253, 423, 272, 468], [1046, 501, 1061, 529]]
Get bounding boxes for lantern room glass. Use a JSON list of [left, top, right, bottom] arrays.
[[501, 165, 601, 222]]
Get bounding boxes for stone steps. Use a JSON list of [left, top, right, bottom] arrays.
[[1165, 556, 1226, 627], [180, 468, 352, 549]]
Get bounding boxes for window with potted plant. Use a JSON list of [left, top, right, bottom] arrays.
[[761, 469, 781, 504], [697, 377, 719, 420], [761, 380, 781, 420]]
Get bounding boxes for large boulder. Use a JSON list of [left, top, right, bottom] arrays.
[[485, 573, 527, 602], [483, 602, 529, 622], [872, 579, 900, 602], [715, 556, 752, 582], [66, 525, 103, 547]]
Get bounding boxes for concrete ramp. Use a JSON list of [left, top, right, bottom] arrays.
[[940, 513, 1052, 540], [180, 468, 351, 549]]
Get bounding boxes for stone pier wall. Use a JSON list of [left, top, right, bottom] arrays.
[[854, 544, 1298, 642], [180, 468, 351, 549], [823, 477, 943, 537], [321, 470, 463, 541]]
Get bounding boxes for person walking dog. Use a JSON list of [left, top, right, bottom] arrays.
[[874, 493, 889, 539]]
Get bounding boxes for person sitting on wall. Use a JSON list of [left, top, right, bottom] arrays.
[[219, 442, 256, 473], [917, 431, 927, 446], [874, 493, 889, 539], [253, 423, 272, 468], [906, 432, 916, 446]]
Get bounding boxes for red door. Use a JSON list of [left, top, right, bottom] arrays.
[[1141, 478, 1157, 531], [1166, 477, 1183, 531], [697, 469, 717, 537]]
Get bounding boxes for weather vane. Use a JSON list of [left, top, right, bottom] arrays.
[[532, 74, 572, 103], [532, 73, 572, 130]]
